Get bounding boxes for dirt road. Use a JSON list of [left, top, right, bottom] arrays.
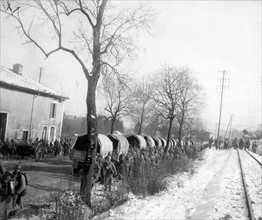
[[2, 155, 79, 203]]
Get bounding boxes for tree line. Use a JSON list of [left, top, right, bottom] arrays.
[[98, 65, 205, 145], [62, 65, 208, 145]]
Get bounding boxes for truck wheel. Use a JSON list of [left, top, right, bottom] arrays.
[[73, 168, 79, 174], [35, 152, 40, 162]]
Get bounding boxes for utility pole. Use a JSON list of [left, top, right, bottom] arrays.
[[29, 94, 38, 141], [228, 115, 233, 140], [216, 70, 230, 146], [224, 114, 233, 139]]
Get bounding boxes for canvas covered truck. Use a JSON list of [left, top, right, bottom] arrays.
[[126, 134, 147, 149], [69, 134, 113, 173], [107, 134, 129, 160]]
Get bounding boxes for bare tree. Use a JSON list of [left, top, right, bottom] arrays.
[[129, 79, 153, 135], [184, 117, 206, 141], [99, 74, 133, 134], [143, 111, 161, 136], [176, 68, 203, 146], [151, 66, 182, 154], [1, 0, 154, 206]]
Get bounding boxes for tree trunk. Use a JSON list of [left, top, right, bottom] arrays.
[[137, 123, 142, 135], [138, 118, 144, 135], [152, 116, 159, 136], [79, 0, 107, 205], [178, 112, 185, 148], [164, 117, 174, 154], [80, 76, 98, 207], [138, 104, 145, 135], [110, 116, 116, 134], [178, 122, 183, 148]]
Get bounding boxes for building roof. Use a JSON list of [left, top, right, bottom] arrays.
[[0, 66, 68, 101]]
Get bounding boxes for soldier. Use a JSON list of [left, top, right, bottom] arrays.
[[96, 154, 104, 184], [224, 139, 229, 150], [252, 141, 257, 153], [65, 139, 71, 156], [93, 157, 101, 185], [245, 138, 250, 150], [54, 139, 61, 157], [117, 154, 126, 181], [0, 154, 5, 177], [233, 138, 238, 149], [12, 165, 27, 209], [154, 150, 161, 165], [239, 138, 244, 150], [103, 155, 117, 192], [2, 138, 10, 160], [125, 152, 134, 179]]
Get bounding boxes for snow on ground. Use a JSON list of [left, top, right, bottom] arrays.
[[94, 148, 253, 220], [239, 150, 262, 219], [201, 149, 248, 220]]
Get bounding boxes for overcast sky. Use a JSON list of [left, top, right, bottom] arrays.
[[1, 1, 261, 133]]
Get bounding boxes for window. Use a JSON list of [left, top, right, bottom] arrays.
[[50, 103, 57, 118], [42, 126, 48, 140], [50, 127, 55, 142]]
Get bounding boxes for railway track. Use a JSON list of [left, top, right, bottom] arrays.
[[237, 149, 262, 220], [244, 150, 262, 167]]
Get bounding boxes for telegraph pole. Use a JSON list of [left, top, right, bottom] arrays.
[[29, 67, 43, 141], [228, 115, 233, 140], [216, 70, 230, 146], [224, 114, 233, 139]]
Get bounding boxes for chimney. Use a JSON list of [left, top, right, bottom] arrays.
[[13, 64, 23, 75]]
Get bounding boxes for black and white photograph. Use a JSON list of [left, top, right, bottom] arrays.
[[0, 0, 261, 219]]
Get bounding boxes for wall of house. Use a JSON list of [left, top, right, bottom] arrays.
[[0, 87, 65, 142]]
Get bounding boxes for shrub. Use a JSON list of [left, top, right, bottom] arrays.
[[127, 156, 192, 197], [92, 181, 129, 216]]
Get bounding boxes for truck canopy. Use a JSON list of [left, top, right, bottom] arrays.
[[144, 136, 155, 148], [126, 134, 147, 149], [70, 134, 113, 160], [107, 134, 129, 156], [159, 137, 167, 147], [152, 137, 162, 147], [97, 134, 113, 157]]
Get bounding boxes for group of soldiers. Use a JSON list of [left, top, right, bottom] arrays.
[[209, 136, 258, 152], [232, 137, 258, 152], [0, 139, 17, 160], [0, 138, 72, 161], [45, 138, 71, 157], [92, 141, 199, 191]]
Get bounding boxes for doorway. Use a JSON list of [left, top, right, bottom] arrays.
[[22, 131, 28, 142], [0, 113, 7, 142], [50, 127, 55, 142]]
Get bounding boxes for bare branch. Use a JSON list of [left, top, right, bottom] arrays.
[[79, 0, 95, 27]]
